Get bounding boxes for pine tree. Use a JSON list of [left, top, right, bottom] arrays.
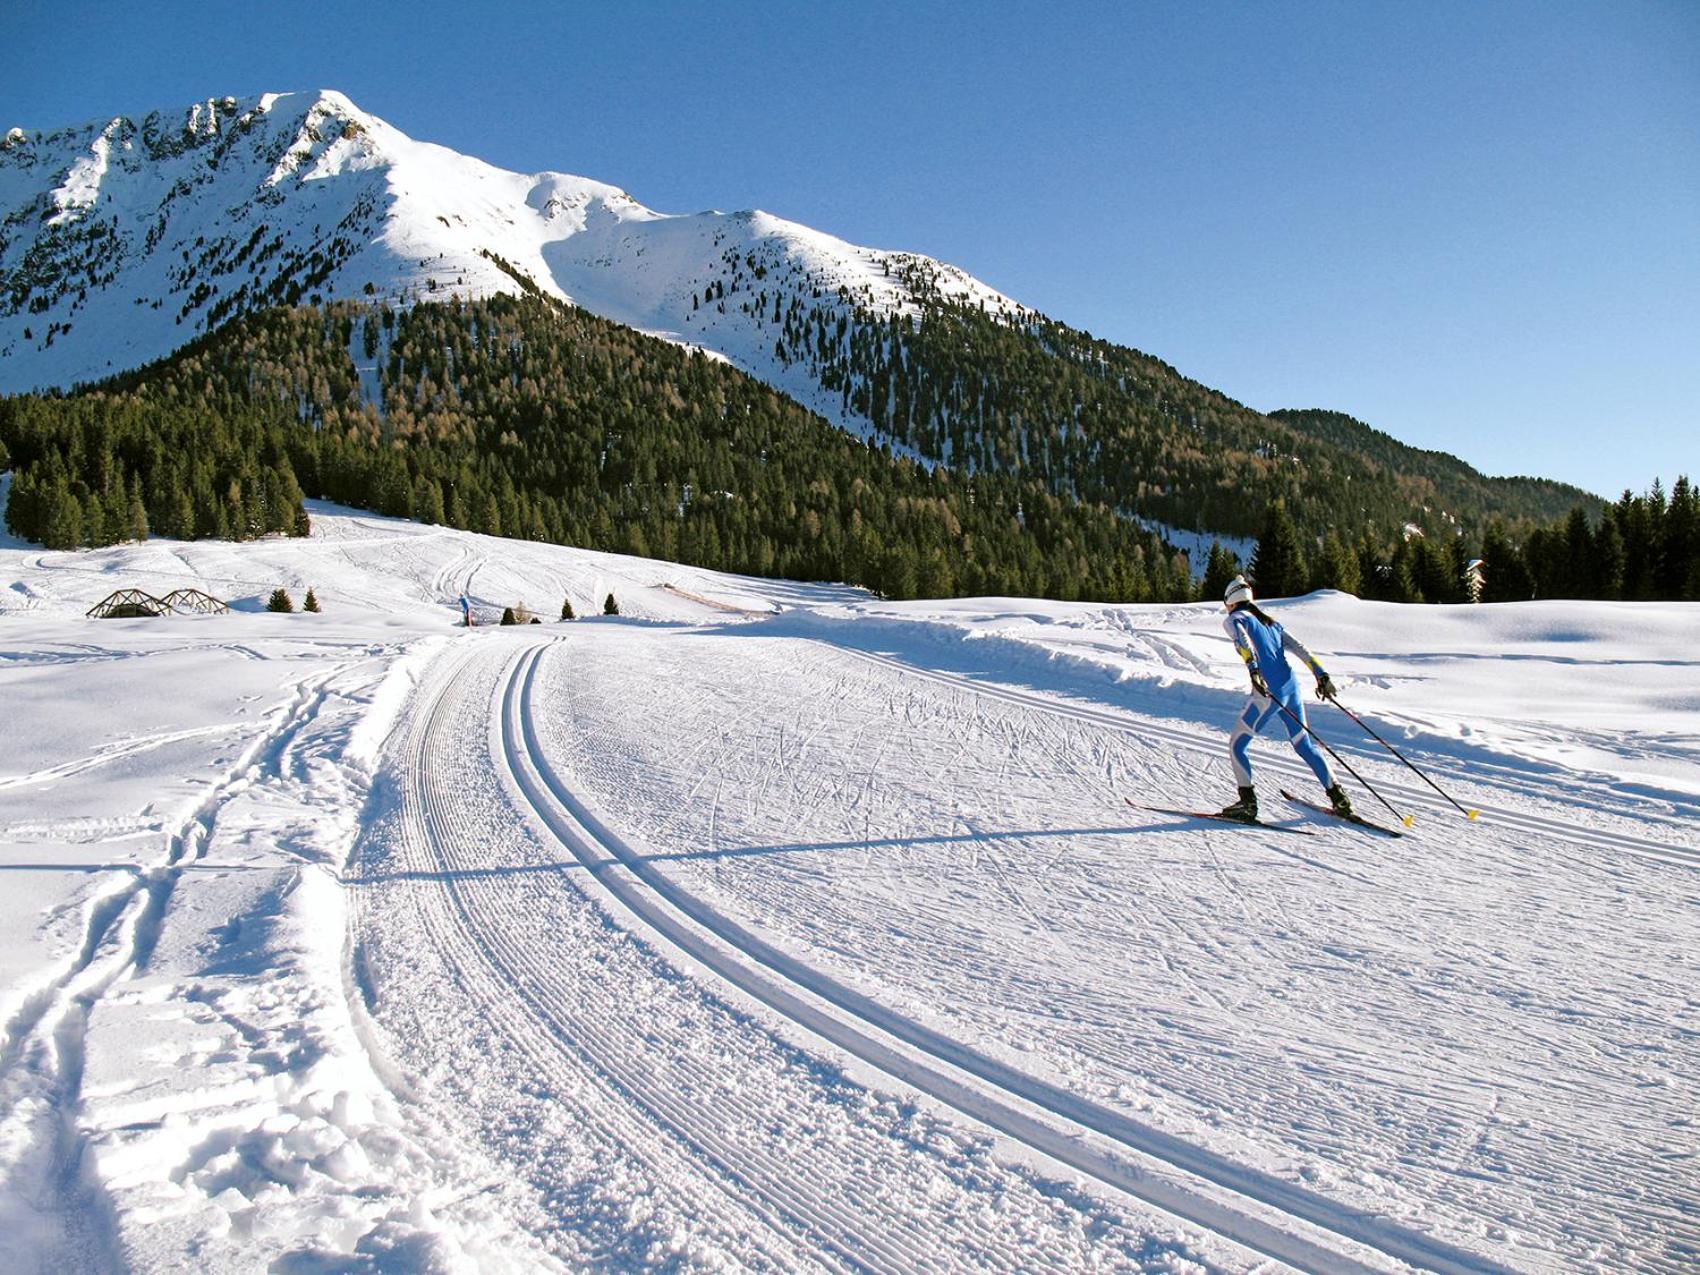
[[1310, 531, 1360, 595], [500, 606, 517, 625], [266, 587, 294, 612], [1387, 538, 1421, 603], [127, 478, 149, 542], [82, 490, 107, 547], [1354, 534, 1389, 600], [1522, 525, 1565, 599], [1409, 534, 1456, 603], [1615, 490, 1655, 599], [1664, 475, 1697, 598], [603, 592, 620, 616], [1249, 500, 1308, 599], [1479, 521, 1533, 602], [303, 587, 321, 612], [877, 543, 919, 599], [1592, 515, 1624, 600], [168, 489, 196, 541], [1200, 540, 1241, 602], [43, 480, 83, 550], [1560, 507, 1594, 598], [1444, 535, 1474, 604], [560, 597, 575, 620], [413, 475, 446, 525], [916, 547, 956, 598]]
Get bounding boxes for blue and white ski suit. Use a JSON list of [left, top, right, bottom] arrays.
[[1223, 607, 1333, 789]]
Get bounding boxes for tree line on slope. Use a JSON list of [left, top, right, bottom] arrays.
[[752, 259, 1592, 550], [0, 395, 308, 549], [8, 292, 1683, 606], [1206, 480, 1699, 603], [1473, 479, 1699, 602], [1, 295, 1193, 602]]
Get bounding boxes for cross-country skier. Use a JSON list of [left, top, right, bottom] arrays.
[[1218, 575, 1353, 822]]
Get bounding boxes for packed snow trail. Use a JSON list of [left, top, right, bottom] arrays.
[[349, 635, 1223, 1271], [843, 647, 1697, 869], [516, 620, 1696, 1272], [503, 639, 1525, 1273]]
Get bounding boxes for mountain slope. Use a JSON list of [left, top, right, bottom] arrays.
[[2, 89, 1592, 550], [0, 90, 1010, 422], [4, 294, 1195, 601]]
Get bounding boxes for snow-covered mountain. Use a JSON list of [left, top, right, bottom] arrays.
[[0, 89, 1018, 426], [2, 89, 1600, 554]]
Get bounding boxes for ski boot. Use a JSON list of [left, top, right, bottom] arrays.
[[1218, 786, 1259, 823], [1326, 784, 1354, 818]]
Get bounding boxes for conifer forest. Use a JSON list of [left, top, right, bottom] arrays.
[[2, 293, 1689, 602]]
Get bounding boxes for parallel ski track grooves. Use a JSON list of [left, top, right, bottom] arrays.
[[837, 647, 1698, 869], [400, 645, 1021, 1273], [393, 649, 867, 1273], [505, 640, 1515, 1275]]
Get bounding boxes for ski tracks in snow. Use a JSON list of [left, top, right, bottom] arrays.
[[351, 634, 1559, 1272], [0, 666, 342, 1270], [351, 637, 1224, 1272], [0, 634, 562, 1274], [518, 625, 1697, 1273]]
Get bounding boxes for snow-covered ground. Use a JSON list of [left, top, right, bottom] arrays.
[[1, 502, 1695, 1272]]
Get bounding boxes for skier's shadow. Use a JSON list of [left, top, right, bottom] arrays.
[[638, 825, 1148, 865], [348, 825, 1155, 884]]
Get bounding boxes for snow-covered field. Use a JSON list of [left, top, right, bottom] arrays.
[[1, 502, 1694, 1273]]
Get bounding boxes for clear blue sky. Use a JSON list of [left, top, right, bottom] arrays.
[[6, 0, 1695, 498]]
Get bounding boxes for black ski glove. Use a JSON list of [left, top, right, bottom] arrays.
[[1249, 668, 1269, 698], [1316, 672, 1337, 701]]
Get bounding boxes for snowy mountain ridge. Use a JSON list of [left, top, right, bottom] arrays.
[[2, 88, 1600, 554], [0, 88, 1020, 431]]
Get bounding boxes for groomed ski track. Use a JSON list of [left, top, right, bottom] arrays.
[[348, 615, 1698, 1272], [386, 634, 1507, 1273], [373, 639, 1121, 1272], [395, 643, 917, 1271]]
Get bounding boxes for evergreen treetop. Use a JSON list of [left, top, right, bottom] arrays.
[[1248, 501, 1308, 600]]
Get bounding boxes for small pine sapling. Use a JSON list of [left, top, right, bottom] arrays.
[[266, 588, 294, 613], [500, 606, 517, 626], [560, 597, 575, 621], [303, 587, 321, 613], [603, 592, 619, 616]]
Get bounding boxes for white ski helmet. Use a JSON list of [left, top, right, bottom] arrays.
[[1223, 575, 1254, 609]]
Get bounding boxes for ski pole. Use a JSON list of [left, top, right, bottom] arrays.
[[1329, 697, 1480, 821], [1265, 695, 1414, 828]]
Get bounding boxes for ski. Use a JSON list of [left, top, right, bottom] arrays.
[[1280, 790, 1406, 837], [1126, 799, 1316, 836]]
